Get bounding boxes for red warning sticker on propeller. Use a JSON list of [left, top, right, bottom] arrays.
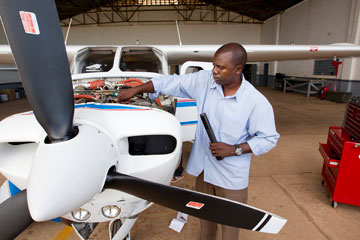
[[19, 11, 40, 35], [186, 201, 204, 210]]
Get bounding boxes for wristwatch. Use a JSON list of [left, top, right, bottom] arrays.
[[234, 144, 242, 156]]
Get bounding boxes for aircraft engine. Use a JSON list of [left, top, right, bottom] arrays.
[[73, 78, 176, 114]]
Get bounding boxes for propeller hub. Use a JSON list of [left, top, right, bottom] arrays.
[[27, 124, 118, 221]]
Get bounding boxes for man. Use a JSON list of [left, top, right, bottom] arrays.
[[116, 43, 279, 240]]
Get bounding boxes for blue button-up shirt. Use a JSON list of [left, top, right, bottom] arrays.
[[150, 70, 279, 190]]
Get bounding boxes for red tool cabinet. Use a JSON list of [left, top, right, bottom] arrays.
[[319, 97, 360, 208]]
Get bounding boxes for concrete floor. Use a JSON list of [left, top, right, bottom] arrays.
[[1, 87, 360, 240]]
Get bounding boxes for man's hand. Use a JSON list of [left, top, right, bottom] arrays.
[[115, 88, 138, 103], [209, 142, 235, 158], [209, 142, 251, 158], [115, 81, 155, 103]]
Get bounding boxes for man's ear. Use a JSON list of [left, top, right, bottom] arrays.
[[235, 65, 244, 75]]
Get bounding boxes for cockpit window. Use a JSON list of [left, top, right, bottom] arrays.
[[73, 47, 116, 74], [120, 47, 164, 74]]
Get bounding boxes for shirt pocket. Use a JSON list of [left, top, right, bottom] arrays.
[[218, 104, 250, 144]]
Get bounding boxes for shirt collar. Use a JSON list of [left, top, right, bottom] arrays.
[[210, 73, 217, 89], [210, 73, 246, 102], [234, 74, 247, 103]]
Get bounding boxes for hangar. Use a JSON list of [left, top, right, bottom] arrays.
[[0, 0, 360, 240], [2, 0, 360, 95]]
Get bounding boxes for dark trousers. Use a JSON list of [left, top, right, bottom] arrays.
[[195, 172, 248, 240]]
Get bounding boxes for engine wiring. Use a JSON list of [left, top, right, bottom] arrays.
[[73, 79, 176, 114]]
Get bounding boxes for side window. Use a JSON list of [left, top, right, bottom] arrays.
[[73, 47, 116, 74], [180, 61, 213, 75], [185, 66, 203, 74]]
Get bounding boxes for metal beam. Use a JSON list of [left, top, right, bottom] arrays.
[[60, 3, 263, 26]]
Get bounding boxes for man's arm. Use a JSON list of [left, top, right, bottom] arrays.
[[115, 81, 155, 102], [247, 101, 279, 156], [209, 142, 251, 158]]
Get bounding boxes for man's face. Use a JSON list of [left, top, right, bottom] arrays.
[[212, 51, 243, 86]]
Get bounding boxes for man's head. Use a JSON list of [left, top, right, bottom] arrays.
[[212, 43, 247, 86]]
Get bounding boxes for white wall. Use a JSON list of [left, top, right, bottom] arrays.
[[259, 15, 280, 75], [61, 6, 261, 45], [0, 7, 262, 46], [260, 16, 277, 44], [261, 0, 360, 81], [62, 21, 260, 45]]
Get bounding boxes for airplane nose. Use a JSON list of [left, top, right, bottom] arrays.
[[27, 124, 118, 221]]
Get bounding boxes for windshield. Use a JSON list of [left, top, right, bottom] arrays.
[[120, 47, 164, 74], [73, 47, 116, 74]]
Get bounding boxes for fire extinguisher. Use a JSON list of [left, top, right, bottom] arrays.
[[319, 84, 329, 100]]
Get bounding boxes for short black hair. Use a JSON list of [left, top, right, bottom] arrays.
[[215, 43, 247, 67]]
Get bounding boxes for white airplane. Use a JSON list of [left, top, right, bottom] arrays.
[[1, 1, 360, 240], [2, 43, 360, 141]]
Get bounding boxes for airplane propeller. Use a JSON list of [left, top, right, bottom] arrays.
[[105, 170, 286, 232], [0, 0, 75, 142], [0, 190, 33, 240], [0, 0, 75, 237], [0, 0, 286, 239]]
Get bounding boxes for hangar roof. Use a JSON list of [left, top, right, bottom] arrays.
[[55, 0, 303, 23], [202, 0, 303, 21]]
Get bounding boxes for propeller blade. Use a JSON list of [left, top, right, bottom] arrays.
[[0, 190, 33, 240], [0, 0, 74, 141], [105, 170, 287, 234]]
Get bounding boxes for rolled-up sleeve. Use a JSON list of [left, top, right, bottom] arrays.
[[149, 71, 210, 100], [247, 100, 280, 156]]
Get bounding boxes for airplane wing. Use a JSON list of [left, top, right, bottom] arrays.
[[155, 44, 360, 64], [0, 44, 84, 66], [0, 45, 14, 65], [2, 43, 360, 66]]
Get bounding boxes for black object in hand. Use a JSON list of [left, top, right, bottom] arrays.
[[200, 113, 223, 160]]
